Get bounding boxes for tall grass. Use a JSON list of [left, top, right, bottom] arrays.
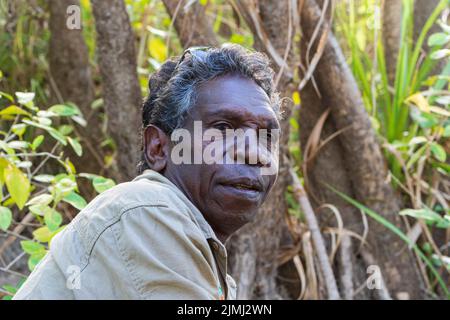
[[334, 0, 450, 297], [336, 0, 449, 142]]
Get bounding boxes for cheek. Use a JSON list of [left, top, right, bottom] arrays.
[[190, 164, 216, 198]]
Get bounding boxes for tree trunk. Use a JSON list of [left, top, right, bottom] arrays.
[[48, 0, 105, 182], [382, 0, 402, 86], [299, 0, 424, 299], [162, 0, 219, 48], [90, 0, 141, 181]]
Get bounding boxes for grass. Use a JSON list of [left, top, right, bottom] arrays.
[[329, 185, 450, 299]]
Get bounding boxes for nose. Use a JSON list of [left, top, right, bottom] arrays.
[[226, 129, 272, 167]]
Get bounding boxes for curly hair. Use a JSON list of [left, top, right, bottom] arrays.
[[138, 43, 281, 173]]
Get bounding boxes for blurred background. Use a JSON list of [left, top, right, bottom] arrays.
[[0, 0, 449, 300]]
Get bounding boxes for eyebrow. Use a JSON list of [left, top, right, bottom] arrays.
[[204, 107, 280, 129]]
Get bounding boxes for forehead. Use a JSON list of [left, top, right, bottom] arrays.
[[192, 74, 278, 126]]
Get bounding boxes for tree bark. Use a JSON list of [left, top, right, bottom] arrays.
[[48, 0, 105, 181], [299, 0, 424, 299], [382, 0, 402, 86], [90, 0, 141, 181], [162, 0, 219, 48]]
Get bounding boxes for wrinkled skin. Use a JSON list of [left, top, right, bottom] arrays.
[[144, 74, 280, 243]]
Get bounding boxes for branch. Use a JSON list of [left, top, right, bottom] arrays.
[[289, 167, 341, 300]]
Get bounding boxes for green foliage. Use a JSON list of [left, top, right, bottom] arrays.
[[0, 85, 116, 299], [0, 206, 12, 231], [334, 0, 450, 297]]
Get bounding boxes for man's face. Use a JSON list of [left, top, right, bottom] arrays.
[[164, 74, 280, 241]]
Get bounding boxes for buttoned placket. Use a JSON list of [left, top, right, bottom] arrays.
[[209, 239, 230, 299]]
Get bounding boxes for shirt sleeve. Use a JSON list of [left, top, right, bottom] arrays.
[[13, 252, 75, 300]]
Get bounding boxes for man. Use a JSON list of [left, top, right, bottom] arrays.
[[14, 44, 281, 300]]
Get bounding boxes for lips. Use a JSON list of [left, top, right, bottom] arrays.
[[217, 177, 264, 201], [219, 177, 263, 192]]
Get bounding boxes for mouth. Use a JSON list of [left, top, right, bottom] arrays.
[[217, 178, 264, 200]]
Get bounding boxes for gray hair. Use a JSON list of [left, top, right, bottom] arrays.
[[139, 43, 281, 172]]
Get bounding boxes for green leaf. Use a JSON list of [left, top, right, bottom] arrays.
[[37, 116, 52, 126], [0, 206, 12, 231], [33, 174, 55, 183], [33, 226, 58, 243], [78, 173, 99, 180], [52, 178, 77, 198], [28, 251, 46, 271], [0, 105, 32, 117], [4, 163, 30, 209], [91, 98, 103, 110], [410, 108, 438, 128], [37, 110, 57, 118], [7, 140, 28, 149], [2, 284, 17, 294], [63, 192, 87, 210], [26, 194, 53, 206], [430, 142, 446, 162], [22, 119, 67, 146], [20, 240, 45, 255], [28, 204, 48, 216], [47, 128, 67, 146], [58, 125, 73, 136], [48, 104, 80, 117], [67, 137, 83, 157], [444, 125, 450, 138], [44, 208, 63, 232], [427, 32, 450, 46], [93, 176, 116, 193], [11, 123, 26, 137], [71, 115, 87, 127], [0, 91, 14, 102], [430, 49, 450, 60], [31, 135, 44, 150], [399, 208, 443, 223]]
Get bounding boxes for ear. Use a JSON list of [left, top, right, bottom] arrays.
[[143, 125, 170, 172]]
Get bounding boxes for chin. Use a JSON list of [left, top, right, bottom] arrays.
[[227, 207, 258, 223]]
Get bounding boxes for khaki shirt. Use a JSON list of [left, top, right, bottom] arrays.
[[14, 170, 237, 300]]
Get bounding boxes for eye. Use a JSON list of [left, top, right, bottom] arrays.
[[213, 121, 233, 132]]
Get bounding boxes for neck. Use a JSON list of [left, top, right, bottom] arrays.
[[213, 229, 230, 244]]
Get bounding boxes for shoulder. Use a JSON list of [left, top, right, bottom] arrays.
[[50, 177, 201, 271]]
